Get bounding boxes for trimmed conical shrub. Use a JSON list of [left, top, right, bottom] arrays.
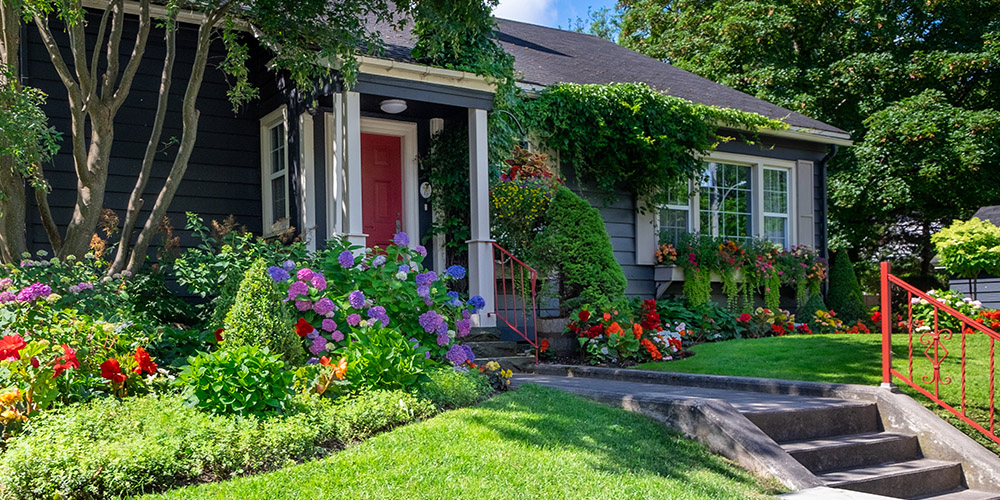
[[224, 258, 304, 365], [827, 250, 867, 324], [533, 185, 626, 310]]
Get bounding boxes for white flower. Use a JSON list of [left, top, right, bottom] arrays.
[[599, 346, 609, 355], [36, 250, 48, 257]]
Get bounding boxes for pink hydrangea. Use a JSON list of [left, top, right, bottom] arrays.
[[295, 300, 312, 312]]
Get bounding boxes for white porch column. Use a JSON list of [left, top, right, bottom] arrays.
[[342, 91, 366, 247], [429, 118, 447, 272], [467, 108, 496, 328], [298, 112, 317, 252]]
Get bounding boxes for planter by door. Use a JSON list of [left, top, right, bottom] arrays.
[[361, 133, 403, 247]]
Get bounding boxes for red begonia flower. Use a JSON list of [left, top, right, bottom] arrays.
[[0, 334, 26, 362], [100, 358, 127, 384], [295, 318, 315, 337], [52, 344, 80, 378], [133, 346, 158, 375]]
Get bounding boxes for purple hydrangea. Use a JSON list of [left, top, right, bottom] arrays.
[[16, 283, 51, 303], [77, 282, 94, 291], [418, 310, 444, 333], [322, 319, 337, 332], [437, 332, 450, 346], [417, 285, 430, 298], [338, 250, 355, 268], [372, 255, 386, 268], [445, 344, 475, 366], [268, 266, 291, 283], [330, 330, 345, 342], [393, 231, 410, 246], [367, 306, 389, 328], [295, 300, 312, 312], [67, 285, 81, 294], [307, 357, 319, 365], [297, 267, 315, 282], [348, 290, 365, 309], [286, 281, 309, 301], [445, 265, 466, 280], [462, 309, 471, 320], [306, 329, 319, 340], [0, 278, 11, 289], [423, 296, 434, 307], [313, 297, 335, 316], [415, 245, 427, 257], [311, 273, 327, 292], [457, 318, 472, 338], [347, 313, 361, 326], [282, 260, 296, 272], [468, 295, 486, 311], [0, 291, 15, 304], [416, 271, 437, 288], [399, 264, 410, 274], [309, 336, 328, 355]]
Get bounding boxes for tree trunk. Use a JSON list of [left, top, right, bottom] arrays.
[[0, 2, 27, 263]]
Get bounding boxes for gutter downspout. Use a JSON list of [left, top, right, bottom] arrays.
[[818, 144, 839, 294]]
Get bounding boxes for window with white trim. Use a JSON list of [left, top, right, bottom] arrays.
[[261, 107, 289, 235], [657, 156, 796, 248], [762, 167, 790, 247]]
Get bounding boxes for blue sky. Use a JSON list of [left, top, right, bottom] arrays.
[[493, 0, 618, 29]]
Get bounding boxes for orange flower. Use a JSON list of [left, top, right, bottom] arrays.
[[603, 313, 611, 321], [334, 357, 348, 380], [632, 323, 643, 339], [319, 356, 332, 366], [540, 339, 550, 352], [607, 322, 622, 336]]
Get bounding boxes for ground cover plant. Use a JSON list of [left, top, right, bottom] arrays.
[[635, 333, 1000, 453], [141, 385, 783, 500]]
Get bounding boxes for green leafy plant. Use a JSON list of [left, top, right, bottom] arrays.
[[177, 346, 294, 417], [416, 367, 492, 409], [932, 217, 1000, 279], [826, 250, 866, 324], [524, 82, 786, 209], [335, 389, 436, 442], [533, 185, 626, 311], [421, 125, 471, 261], [223, 258, 303, 364], [342, 328, 433, 391]]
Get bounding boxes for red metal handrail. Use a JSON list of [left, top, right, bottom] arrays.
[[489, 242, 538, 363], [880, 262, 999, 446]]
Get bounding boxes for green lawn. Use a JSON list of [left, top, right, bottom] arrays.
[[636, 333, 999, 452], [143, 385, 782, 500]]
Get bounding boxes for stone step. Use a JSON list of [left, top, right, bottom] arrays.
[[464, 329, 501, 342], [479, 356, 535, 372], [817, 458, 963, 499], [742, 401, 881, 443], [914, 489, 1000, 500], [466, 341, 517, 358], [782, 432, 920, 474]]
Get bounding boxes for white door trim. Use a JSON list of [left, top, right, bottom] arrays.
[[359, 117, 419, 247]]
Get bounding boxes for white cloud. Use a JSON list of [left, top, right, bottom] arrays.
[[493, 0, 558, 26]]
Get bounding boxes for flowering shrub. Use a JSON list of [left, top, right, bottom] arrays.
[[809, 309, 872, 334], [774, 245, 827, 309], [657, 299, 745, 343], [490, 147, 559, 258], [740, 307, 805, 338], [566, 299, 683, 365], [654, 243, 677, 265], [478, 360, 513, 391], [910, 289, 983, 334]]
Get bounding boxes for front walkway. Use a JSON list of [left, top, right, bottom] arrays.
[[512, 368, 1000, 500]]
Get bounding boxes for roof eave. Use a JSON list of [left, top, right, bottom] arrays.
[[320, 56, 497, 95], [762, 126, 854, 147]]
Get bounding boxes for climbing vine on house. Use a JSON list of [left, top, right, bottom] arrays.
[[523, 82, 787, 209], [421, 125, 470, 264]]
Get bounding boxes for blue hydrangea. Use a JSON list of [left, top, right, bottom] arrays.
[[445, 265, 466, 280], [393, 231, 410, 246], [416, 271, 437, 288], [267, 266, 290, 283], [348, 290, 365, 309], [338, 250, 355, 268], [468, 295, 486, 311], [282, 260, 296, 272], [372, 255, 386, 267], [446, 291, 462, 308]]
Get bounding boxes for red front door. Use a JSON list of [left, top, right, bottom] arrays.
[[361, 133, 403, 248]]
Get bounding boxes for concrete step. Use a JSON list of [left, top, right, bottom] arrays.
[[782, 431, 920, 474], [914, 489, 1000, 500], [464, 329, 500, 342], [467, 341, 517, 358], [742, 401, 881, 443], [818, 458, 963, 499], [479, 356, 535, 372]]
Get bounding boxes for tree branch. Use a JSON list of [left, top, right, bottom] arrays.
[[32, 16, 81, 97], [112, 0, 151, 112], [102, 0, 125, 100], [125, 6, 229, 273], [65, 2, 94, 101], [90, 2, 113, 93], [31, 166, 64, 255], [111, 7, 175, 273]]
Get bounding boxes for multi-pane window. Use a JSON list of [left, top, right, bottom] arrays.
[[658, 158, 795, 249], [699, 162, 752, 242], [261, 107, 288, 235], [658, 185, 690, 245], [763, 168, 790, 247]]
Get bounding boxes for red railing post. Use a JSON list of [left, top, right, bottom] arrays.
[[881, 261, 893, 387]]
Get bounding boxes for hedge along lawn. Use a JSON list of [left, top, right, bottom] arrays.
[[635, 333, 1000, 453], [143, 385, 783, 500]]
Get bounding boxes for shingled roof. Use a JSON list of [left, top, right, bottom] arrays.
[[370, 16, 847, 135]]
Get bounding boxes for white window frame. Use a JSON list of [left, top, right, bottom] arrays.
[[653, 152, 797, 249], [260, 106, 290, 237], [762, 166, 792, 248]]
